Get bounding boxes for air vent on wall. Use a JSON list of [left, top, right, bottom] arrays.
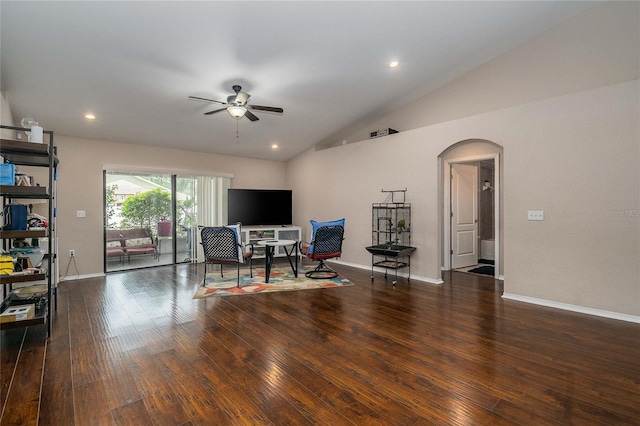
[[370, 128, 399, 139]]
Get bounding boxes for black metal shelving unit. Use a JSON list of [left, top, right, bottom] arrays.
[[1, 126, 58, 336]]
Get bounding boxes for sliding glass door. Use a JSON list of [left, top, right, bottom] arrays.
[[104, 171, 175, 271], [104, 171, 231, 272]]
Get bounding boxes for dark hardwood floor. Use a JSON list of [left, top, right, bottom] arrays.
[[1, 261, 639, 425]]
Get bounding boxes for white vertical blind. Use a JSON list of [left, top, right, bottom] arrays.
[[193, 176, 232, 262]]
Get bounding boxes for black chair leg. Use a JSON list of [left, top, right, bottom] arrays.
[[202, 263, 207, 287], [305, 260, 339, 279]]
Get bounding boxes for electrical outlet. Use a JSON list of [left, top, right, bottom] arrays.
[[527, 210, 544, 221], [69, 249, 75, 257]]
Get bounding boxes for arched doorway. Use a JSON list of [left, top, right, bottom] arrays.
[[438, 139, 503, 280]]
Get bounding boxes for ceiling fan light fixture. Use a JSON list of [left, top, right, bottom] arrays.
[[227, 106, 247, 119]]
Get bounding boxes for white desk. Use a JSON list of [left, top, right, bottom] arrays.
[[257, 239, 298, 283]]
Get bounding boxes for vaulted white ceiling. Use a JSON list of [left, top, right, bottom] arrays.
[[1, 1, 597, 161]]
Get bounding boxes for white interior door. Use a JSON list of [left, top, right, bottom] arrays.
[[451, 163, 478, 269]]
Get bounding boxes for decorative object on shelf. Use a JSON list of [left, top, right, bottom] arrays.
[[15, 173, 33, 186], [366, 188, 416, 287], [19, 117, 41, 142], [30, 125, 43, 143]]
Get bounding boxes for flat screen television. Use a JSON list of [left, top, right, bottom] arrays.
[[228, 189, 293, 226]]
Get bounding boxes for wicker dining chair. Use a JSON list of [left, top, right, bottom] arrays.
[[200, 225, 253, 287]]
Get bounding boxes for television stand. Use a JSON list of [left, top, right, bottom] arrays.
[[241, 225, 301, 259]]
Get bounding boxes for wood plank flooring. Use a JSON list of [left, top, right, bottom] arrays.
[[1, 321, 47, 426], [1, 261, 639, 425]]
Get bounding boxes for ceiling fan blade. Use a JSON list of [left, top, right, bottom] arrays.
[[250, 105, 284, 113], [204, 107, 227, 115], [188, 96, 227, 105], [245, 110, 259, 121]]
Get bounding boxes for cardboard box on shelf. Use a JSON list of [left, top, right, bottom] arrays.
[[0, 304, 35, 323]]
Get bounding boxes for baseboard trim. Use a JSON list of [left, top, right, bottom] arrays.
[[329, 260, 444, 285], [60, 272, 105, 282], [502, 293, 640, 324]]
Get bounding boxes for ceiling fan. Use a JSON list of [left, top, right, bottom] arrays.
[[189, 85, 283, 121]]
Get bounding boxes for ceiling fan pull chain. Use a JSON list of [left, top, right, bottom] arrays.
[[236, 119, 239, 143]]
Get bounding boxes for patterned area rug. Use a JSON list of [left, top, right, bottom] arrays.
[[193, 265, 354, 298]]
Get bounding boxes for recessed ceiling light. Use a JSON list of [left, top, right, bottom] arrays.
[[271, 144, 279, 149], [84, 114, 96, 120], [389, 61, 399, 68]]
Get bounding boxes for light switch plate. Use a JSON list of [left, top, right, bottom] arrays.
[[76, 210, 86, 218]]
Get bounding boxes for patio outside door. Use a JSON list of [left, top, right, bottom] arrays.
[[104, 172, 175, 271]]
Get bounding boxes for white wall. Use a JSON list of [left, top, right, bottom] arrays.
[[289, 80, 639, 317], [0, 90, 15, 138], [55, 135, 287, 276], [288, 1, 640, 318]]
